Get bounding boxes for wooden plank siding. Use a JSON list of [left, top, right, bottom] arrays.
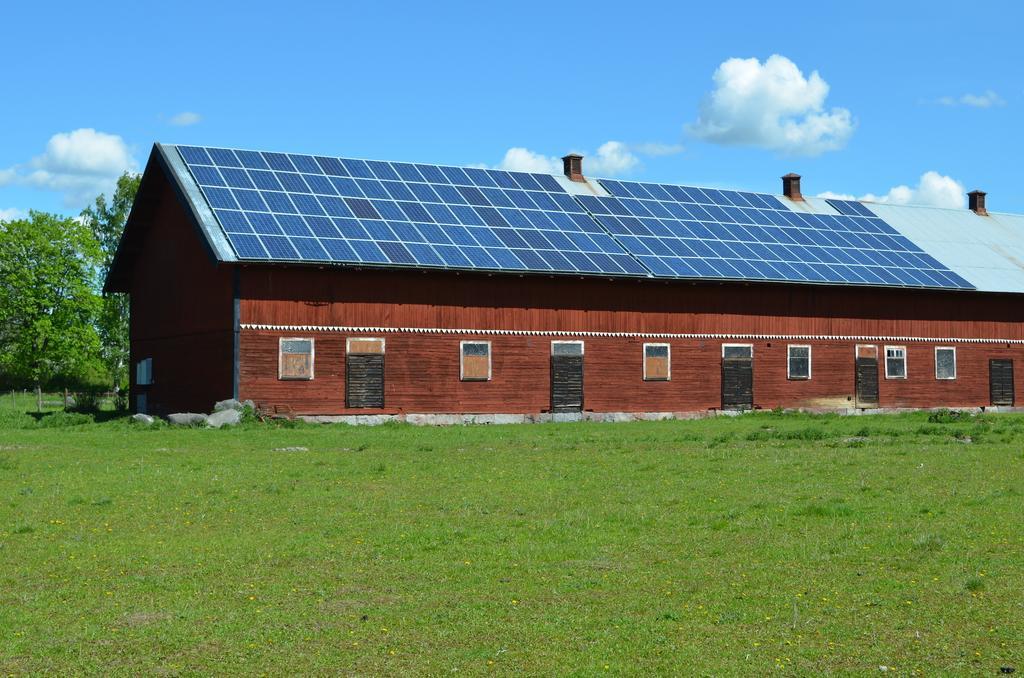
[[239, 266, 1024, 340], [232, 266, 1024, 415], [239, 331, 1024, 415], [128, 173, 234, 416]]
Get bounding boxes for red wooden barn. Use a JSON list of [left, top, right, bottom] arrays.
[[105, 144, 1024, 419]]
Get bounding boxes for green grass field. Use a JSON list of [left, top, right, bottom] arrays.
[[1, 402, 1022, 675]]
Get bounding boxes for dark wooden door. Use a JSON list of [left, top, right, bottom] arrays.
[[551, 356, 584, 412], [855, 357, 879, 408], [990, 359, 1014, 406], [346, 354, 384, 408], [721, 358, 753, 410]]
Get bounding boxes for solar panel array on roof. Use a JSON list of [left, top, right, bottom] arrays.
[[589, 179, 974, 289], [175, 145, 974, 290], [176, 145, 646, 276], [825, 198, 877, 217]]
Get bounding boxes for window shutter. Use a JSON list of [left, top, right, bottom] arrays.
[[279, 339, 314, 380], [346, 338, 385, 408], [643, 344, 670, 380], [461, 342, 491, 381]]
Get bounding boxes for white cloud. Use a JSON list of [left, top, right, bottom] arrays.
[[497, 147, 562, 174], [587, 141, 639, 175], [0, 128, 138, 207], [819, 171, 965, 209], [170, 111, 202, 126], [937, 90, 1005, 108], [816, 190, 857, 201], [688, 54, 855, 156], [494, 140, 681, 177], [0, 207, 25, 222]]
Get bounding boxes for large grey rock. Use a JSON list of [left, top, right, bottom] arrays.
[[131, 413, 154, 425], [213, 398, 241, 412], [213, 398, 256, 413], [206, 409, 241, 428], [167, 412, 208, 426]]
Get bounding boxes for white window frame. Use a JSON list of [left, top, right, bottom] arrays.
[[279, 337, 315, 380], [346, 337, 385, 354], [136, 357, 153, 386], [787, 344, 812, 380], [460, 340, 492, 381], [551, 340, 584, 356], [643, 343, 671, 381], [722, 343, 753, 359], [935, 346, 957, 380], [884, 345, 907, 380]]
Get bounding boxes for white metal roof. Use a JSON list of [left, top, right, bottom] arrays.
[[790, 196, 1024, 294]]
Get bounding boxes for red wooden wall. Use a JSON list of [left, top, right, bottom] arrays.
[[238, 266, 1024, 339], [234, 266, 1024, 415], [239, 331, 1024, 415], [128, 174, 234, 415]]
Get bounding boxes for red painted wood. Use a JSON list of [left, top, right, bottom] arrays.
[[239, 266, 1024, 340], [239, 331, 1024, 415], [128, 202, 1024, 415], [128, 173, 234, 415]]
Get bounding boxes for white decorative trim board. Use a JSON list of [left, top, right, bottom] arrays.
[[241, 324, 1024, 345]]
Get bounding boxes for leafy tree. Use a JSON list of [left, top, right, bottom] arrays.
[[80, 172, 142, 392], [0, 212, 103, 409]]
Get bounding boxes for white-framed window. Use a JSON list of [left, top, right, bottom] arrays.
[[935, 346, 957, 380], [460, 340, 491, 381], [551, 340, 584, 356], [279, 338, 314, 380], [346, 337, 385, 354], [136, 358, 153, 385], [787, 345, 811, 380], [722, 344, 753, 359], [884, 346, 907, 379], [643, 343, 670, 381]]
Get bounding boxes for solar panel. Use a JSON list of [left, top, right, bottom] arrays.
[[175, 145, 974, 290], [586, 179, 974, 289], [177, 146, 646, 277], [825, 198, 878, 218]]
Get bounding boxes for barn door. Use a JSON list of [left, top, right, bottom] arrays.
[[989, 359, 1014, 406], [721, 344, 753, 410], [346, 338, 385, 408], [855, 344, 879, 408], [551, 341, 584, 413]]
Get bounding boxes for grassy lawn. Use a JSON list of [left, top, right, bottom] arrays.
[[1, 405, 1022, 675]]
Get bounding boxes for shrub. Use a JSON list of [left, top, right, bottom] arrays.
[[67, 391, 102, 414], [928, 409, 964, 424], [37, 411, 94, 428]]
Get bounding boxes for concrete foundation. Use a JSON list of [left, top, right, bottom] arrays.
[[297, 405, 1023, 426]]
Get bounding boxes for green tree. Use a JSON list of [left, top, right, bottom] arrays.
[[80, 172, 142, 392], [0, 211, 103, 409]]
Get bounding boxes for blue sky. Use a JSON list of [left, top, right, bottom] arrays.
[[2, 0, 1022, 220]]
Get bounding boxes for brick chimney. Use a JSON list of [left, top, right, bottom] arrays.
[[782, 173, 803, 201], [968, 190, 988, 216], [562, 154, 584, 182]]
